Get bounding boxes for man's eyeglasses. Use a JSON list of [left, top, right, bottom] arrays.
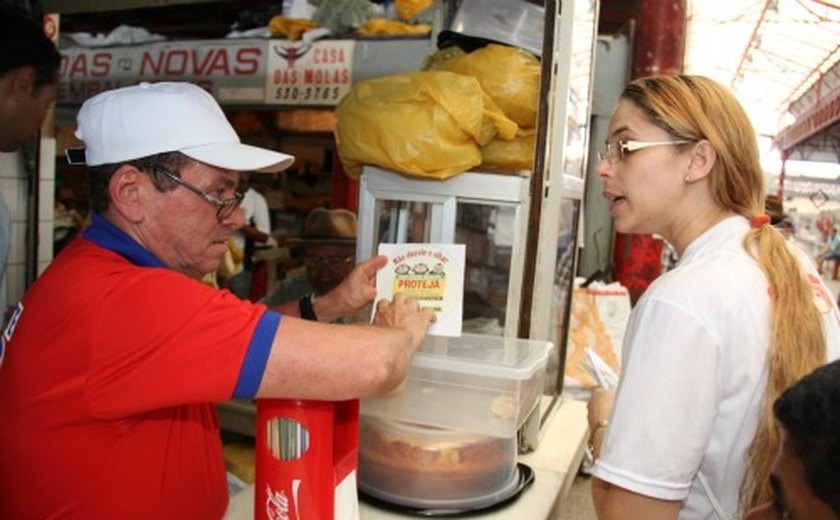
[[598, 139, 691, 165], [304, 255, 354, 267], [152, 166, 244, 221]]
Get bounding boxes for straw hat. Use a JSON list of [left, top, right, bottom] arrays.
[[290, 208, 357, 245]]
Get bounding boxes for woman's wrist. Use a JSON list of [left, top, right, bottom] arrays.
[[588, 418, 609, 458]]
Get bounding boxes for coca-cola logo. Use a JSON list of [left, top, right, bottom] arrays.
[[264, 480, 301, 520]]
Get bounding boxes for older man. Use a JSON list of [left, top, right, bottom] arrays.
[[0, 82, 434, 519], [266, 207, 359, 313]]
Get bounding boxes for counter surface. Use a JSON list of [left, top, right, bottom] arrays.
[[224, 399, 588, 519]]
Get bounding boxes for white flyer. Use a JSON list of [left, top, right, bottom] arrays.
[[374, 243, 466, 337]]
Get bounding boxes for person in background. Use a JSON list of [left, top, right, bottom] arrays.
[[0, 5, 58, 153], [586, 74, 839, 520], [226, 171, 272, 300], [0, 5, 61, 313], [0, 82, 435, 518], [265, 207, 358, 316], [817, 226, 840, 277], [53, 198, 85, 253], [744, 359, 840, 520], [764, 194, 796, 241]]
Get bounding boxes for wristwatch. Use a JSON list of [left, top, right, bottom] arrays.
[[299, 293, 318, 321]]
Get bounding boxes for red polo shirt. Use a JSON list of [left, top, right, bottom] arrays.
[[0, 214, 280, 519]]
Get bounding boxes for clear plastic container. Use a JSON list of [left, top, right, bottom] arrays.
[[449, 0, 545, 57], [360, 334, 553, 438], [358, 416, 519, 510]]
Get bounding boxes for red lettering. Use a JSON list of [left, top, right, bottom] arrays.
[[91, 52, 111, 77], [314, 48, 345, 64], [205, 50, 230, 76], [164, 49, 188, 75], [140, 51, 162, 75], [69, 54, 88, 77], [396, 279, 441, 290], [59, 53, 69, 77], [273, 69, 297, 85], [235, 48, 260, 75], [304, 68, 349, 84], [191, 49, 215, 76]]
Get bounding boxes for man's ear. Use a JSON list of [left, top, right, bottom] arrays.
[[687, 139, 717, 181], [109, 165, 145, 222], [9, 67, 36, 99]]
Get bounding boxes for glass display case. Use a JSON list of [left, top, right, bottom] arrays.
[[358, 166, 531, 338], [357, 0, 599, 407]]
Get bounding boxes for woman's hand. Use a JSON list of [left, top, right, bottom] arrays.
[[587, 387, 615, 460]]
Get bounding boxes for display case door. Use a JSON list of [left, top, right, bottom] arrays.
[[358, 166, 531, 338]]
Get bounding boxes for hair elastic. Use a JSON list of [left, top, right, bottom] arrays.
[[750, 214, 771, 228]]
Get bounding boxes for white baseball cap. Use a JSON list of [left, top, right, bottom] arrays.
[[67, 82, 295, 173]]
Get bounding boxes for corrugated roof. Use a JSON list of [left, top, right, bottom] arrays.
[[684, 0, 840, 142]]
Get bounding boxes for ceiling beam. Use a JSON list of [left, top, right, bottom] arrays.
[[733, 0, 774, 86]]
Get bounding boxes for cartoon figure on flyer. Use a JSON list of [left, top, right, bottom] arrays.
[[393, 260, 446, 312]]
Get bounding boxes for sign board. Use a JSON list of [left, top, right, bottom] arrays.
[[265, 40, 355, 106], [59, 39, 267, 104], [58, 38, 354, 107]]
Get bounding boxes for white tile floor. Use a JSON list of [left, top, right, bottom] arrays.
[[556, 473, 596, 520]]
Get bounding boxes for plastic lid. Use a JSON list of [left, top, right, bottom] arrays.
[[412, 334, 552, 380], [448, 0, 545, 57]]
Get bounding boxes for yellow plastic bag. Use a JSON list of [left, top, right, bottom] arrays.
[[481, 129, 536, 172], [335, 71, 517, 179], [424, 44, 541, 128], [395, 0, 434, 20], [267, 16, 320, 41], [355, 18, 431, 36]]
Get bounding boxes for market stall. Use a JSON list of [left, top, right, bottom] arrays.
[[47, 0, 601, 517]]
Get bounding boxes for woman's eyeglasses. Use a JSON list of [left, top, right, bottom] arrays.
[[598, 139, 691, 165]]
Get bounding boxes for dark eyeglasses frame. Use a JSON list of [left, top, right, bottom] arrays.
[[304, 255, 355, 267], [152, 166, 244, 221]]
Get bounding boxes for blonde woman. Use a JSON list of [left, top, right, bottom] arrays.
[[586, 75, 840, 520]]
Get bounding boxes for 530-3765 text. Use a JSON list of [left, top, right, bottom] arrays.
[[273, 85, 341, 102]]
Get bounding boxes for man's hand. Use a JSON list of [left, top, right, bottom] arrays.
[[314, 255, 387, 321], [372, 292, 436, 349]]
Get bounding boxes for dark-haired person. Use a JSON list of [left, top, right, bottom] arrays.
[[0, 5, 61, 312], [744, 359, 840, 520], [0, 5, 60, 153]]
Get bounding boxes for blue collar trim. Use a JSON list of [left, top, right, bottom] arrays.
[[81, 213, 166, 268]]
